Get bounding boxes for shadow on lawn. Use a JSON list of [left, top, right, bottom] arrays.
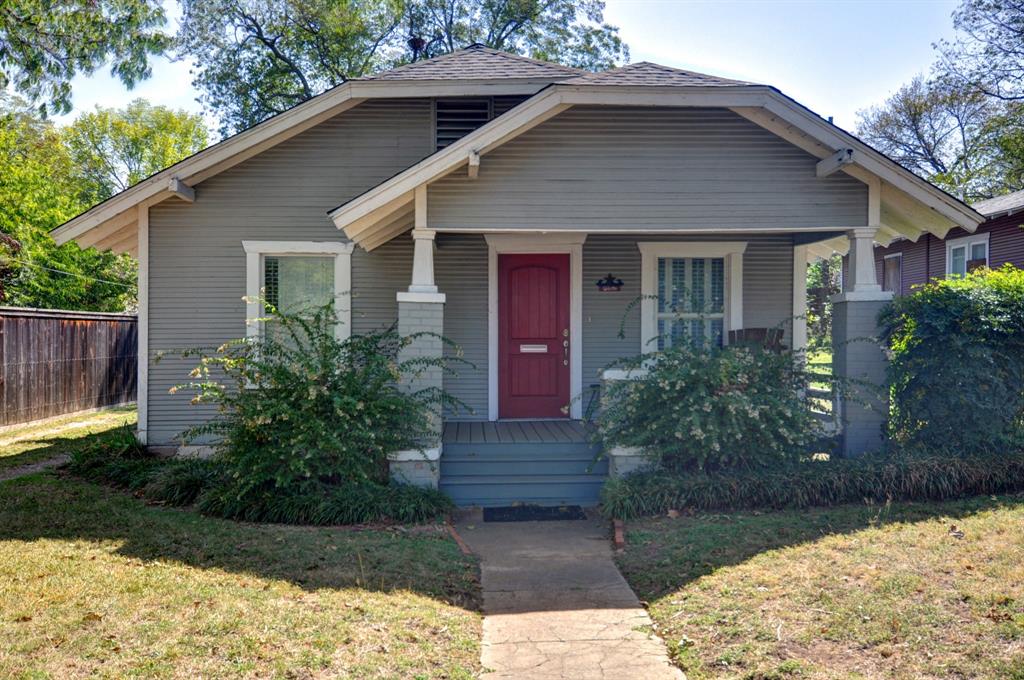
[[0, 473, 481, 611], [0, 407, 137, 471], [617, 493, 1024, 601]]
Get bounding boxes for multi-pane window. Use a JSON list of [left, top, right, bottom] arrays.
[[882, 254, 902, 294], [655, 256, 725, 349], [947, 236, 988, 277]]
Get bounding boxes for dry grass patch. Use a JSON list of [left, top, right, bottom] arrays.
[[0, 407, 136, 471], [0, 474, 480, 679], [617, 496, 1024, 679]]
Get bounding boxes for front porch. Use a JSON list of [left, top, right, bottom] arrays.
[[439, 420, 606, 507]]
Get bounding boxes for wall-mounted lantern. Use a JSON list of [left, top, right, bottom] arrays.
[[596, 273, 623, 292]]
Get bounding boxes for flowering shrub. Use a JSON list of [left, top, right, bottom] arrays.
[[170, 301, 465, 522], [596, 342, 826, 473], [879, 265, 1024, 454]]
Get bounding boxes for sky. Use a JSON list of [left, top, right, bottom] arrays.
[[53, 0, 962, 135]]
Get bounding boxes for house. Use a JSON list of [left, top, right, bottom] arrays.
[[872, 189, 1024, 294], [52, 45, 983, 506]]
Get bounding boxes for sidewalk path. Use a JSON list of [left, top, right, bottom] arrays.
[[455, 513, 684, 680]]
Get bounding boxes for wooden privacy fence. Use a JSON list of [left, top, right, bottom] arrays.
[[0, 307, 137, 426]]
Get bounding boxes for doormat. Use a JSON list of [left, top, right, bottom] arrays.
[[483, 505, 587, 522]]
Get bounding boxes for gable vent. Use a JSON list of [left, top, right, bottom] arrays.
[[434, 96, 529, 151]]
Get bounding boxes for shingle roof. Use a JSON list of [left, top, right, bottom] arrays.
[[973, 189, 1024, 217], [560, 61, 754, 87], [359, 44, 582, 81]]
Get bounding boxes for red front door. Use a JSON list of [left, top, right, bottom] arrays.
[[498, 253, 571, 419]]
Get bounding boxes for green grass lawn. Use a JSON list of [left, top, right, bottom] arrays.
[[0, 407, 137, 471], [0, 473, 481, 678], [617, 496, 1024, 679]]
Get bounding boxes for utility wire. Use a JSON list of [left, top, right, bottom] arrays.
[[6, 258, 135, 288]]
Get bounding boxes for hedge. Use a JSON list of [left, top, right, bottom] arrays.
[[600, 452, 1024, 519]]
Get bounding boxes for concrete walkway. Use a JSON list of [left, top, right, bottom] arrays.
[[455, 512, 683, 680]]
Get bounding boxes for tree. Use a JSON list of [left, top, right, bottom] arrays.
[[63, 99, 209, 205], [0, 95, 136, 310], [806, 254, 841, 352], [856, 76, 1014, 201], [176, 0, 628, 135], [0, 0, 171, 116], [937, 0, 1024, 102], [0, 96, 208, 311]]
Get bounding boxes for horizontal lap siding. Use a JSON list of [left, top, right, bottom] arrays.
[[581, 235, 793, 388], [436, 235, 489, 419], [148, 100, 432, 444], [428, 106, 867, 230], [433, 234, 796, 421], [874, 215, 1024, 295]]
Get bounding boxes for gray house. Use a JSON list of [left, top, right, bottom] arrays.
[[54, 46, 983, 506]]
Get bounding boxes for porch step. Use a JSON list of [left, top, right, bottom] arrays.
[[440, 474, 607, 508], [440, 441, 608, 507]]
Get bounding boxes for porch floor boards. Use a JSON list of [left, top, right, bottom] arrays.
[[442, 420, 590, 445]]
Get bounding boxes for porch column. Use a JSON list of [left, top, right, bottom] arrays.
[[390, 187, 446, 488], [831, 226, 893, 457]]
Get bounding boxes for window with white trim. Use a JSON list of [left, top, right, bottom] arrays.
[[882, 253, 902, 294], [242, 241, 354, 340], [946, 233, 989, 278], [655, 257, 726, 348], [639, 242, 747, 353]]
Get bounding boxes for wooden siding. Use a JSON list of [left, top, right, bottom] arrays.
[[147, 99, 433, 444], [0, 308, 136, 426], [428, 106, 868, 231], [874, 214, 1024, 294], [147, 101, 840, 442], [435, 234, 796, 420]]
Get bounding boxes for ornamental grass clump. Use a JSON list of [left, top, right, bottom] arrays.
[[600, 450, 1024, 519], [879, 265, 1024, 454], [597, 340, 828, 473]]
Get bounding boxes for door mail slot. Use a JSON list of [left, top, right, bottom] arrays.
[[519, 344, 548, 353]]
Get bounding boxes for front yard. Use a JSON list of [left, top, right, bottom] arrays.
[[617, 496, 1024, 679], [0, 473, 481, 678], [0, 407, 137, 472]]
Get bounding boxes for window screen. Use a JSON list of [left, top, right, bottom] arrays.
[[656, 257, 725, 349], [883, 256, 901, 294], [263, 255, 334, 314]]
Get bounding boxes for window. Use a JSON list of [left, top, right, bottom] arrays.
[[882, 253, 902, 294], [638, 242, 747, 353], [946, 233, 989, 278], [242, 241, 354, 340], [655, 257, 726, 348]]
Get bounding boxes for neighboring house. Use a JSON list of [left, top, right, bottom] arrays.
[[872, 189, 1024, 295], [52, 45, 983, 505]]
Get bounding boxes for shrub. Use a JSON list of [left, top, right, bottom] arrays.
[[66, 422, 162, 489], [879, 265, 1024, 454], [196, 480, 453, 525], [600, 451, 1024, 519], [596, 341, 827, 473], [143, 458, 225, 506], [165, 301, 464, 524]]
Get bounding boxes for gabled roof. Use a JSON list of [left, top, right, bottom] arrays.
[[561, 61, 752, 87], [358, 43, 582, 81], [54, 44, 985, 257], [974, 189, 1024, 218], [330, 80, 984, 250]]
